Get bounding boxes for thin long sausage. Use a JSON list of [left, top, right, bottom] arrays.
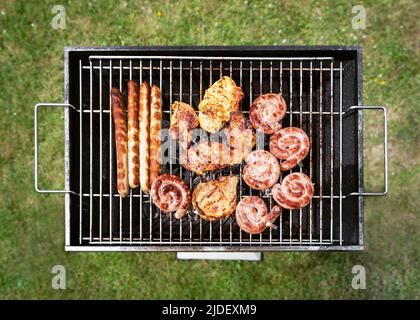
[[127, 80, 140, 189], [139, 82, 150, 194], [149, 84, 162, 185], [110, 87, 129, 198]]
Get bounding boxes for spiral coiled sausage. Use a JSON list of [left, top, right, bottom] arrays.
[[235, 196, 282, 234], [269, 127, 310, 171], [243, 150, 280, 190], [150, 174, 191, 219], [272, 172, 314, 210], [249, 93, 287, 134]]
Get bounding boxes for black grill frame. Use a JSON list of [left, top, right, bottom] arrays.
[[62, 46, 364, 251]]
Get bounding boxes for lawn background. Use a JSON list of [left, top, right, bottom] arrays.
[[0, 0, 419, 299]]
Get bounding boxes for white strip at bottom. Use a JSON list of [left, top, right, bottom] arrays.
[[176, 252, 261, 261]]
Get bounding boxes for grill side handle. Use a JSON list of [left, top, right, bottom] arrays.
[[344, 105, 388, 197], [34, 103, 77, 194]]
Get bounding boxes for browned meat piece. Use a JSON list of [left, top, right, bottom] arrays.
[[198, 76, 244, 133], [181, 141, 243, 175], [192, 175, 238, 220], [223, 111, 256, 161], [169, 101, 199, 143]]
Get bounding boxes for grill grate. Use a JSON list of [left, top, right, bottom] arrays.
[[73, 55, 346, 247]]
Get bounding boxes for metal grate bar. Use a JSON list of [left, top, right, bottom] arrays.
[[249, 60, 253, 244], [109, 60, 113, 243], [82, 65, 341, 73], [99, 60, 103, 241], [139, 60, 143, 241], [319, 62, 324, 243], [269, 61, 273, 245], [289, 60, 293, 242], [89, 60, 93, 242], [169, 59, 173, 243], [160, 59, 163, 243], [330, 62, 334, 243], [309, 61, 313, 243], [339, 61, 343, 245], [119, 60, 123, 242], [78, 109, 342, 115], [189, 60, 193, 244], [89, 55, 334, 61], [79, 60, 83, 244], [299, 61, 303, 244], [149, 59, 153, 242], [129, 61, 133, 243]]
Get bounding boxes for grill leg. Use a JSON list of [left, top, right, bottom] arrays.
[[176, 252, 261, 261]]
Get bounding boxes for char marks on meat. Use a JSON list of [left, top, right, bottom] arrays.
[[181, 141, 243, 175], [198, 76, 244, 133], [223, 111, 256, 161], [192, 175, 238, 220]]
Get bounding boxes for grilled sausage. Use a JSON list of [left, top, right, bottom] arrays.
[[149, 84, 162, 185], [127, 80, 140, 189], [272, 172, 314, 209], [249, 93, 287, 134], [235, 196, 282, 234], [150, 174, 191, 219], [242, 150, 280, 190], [139, 82, 150, 194], [110, 87, 129, 198], [269, 127, 310, 171]]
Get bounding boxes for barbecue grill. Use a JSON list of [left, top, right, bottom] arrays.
[[34, 46, 388, 252]]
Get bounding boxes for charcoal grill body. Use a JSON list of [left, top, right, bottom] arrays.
[[34, 46, 387, 252]]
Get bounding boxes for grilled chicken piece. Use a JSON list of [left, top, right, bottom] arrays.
[[169, 101, 199, 149], [198, 76, 244, 133], [223, 111, 256, 161], [181, 141, 243, 175], [192, 175, 238, 220], [169, 101, 199, 140]]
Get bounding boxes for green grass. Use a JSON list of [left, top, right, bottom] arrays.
[[0, 0, 419, 299]]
